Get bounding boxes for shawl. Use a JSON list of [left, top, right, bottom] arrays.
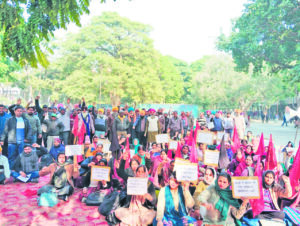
[[215, 181, 240, 221], [81, 113, 91, 136], [133, 138, 140, 154], [151, 155, 170, 187], [72, 114, 86, 138], [234, 161, 247, 176], [137, 153, 146, 165]]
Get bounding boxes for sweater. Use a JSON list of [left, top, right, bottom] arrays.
[[25, 114, 42, 135], [0, 155, 10, 178]]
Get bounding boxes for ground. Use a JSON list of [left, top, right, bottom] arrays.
[[0, 121, 298, 225], [0, 175, 108, 225]]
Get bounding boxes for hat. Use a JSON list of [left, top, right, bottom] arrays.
[[135, 109, 140, 112], [54, 138, 61, 143], [24, 144, 32, 149], [98, 108, 104, 113], [128, 107, 134, 112], [42, 105, 48, 108], [60, 107, 66, 111], [140, 110, 145, 116], [51, 113, 57, 118], [112, 107, 118, 112], [88, 105, 93, 109], [149, 108, 156, 113]]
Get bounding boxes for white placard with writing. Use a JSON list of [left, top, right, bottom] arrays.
[[91, 166, 110, 181], [169, 141, 178, 150], [216, 132, 229, 143], [65, 145, 84, 156], [204, 150, 220, 166], [127, 177, 148, 195], [176, 163, 198, 182], [156, 134, 170, 144], [232, 176, 260, 199], [197, 132, 214, 144]]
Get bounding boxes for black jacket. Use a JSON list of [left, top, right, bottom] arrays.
[[0, 116, 32, 143]]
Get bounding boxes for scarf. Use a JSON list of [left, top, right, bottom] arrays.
[[118, 115, 125, 123], [215, 181, 240, 221], [20, 151, 39, 173], [137, 153, 146, 165], [81, 113, 91, 136], [133, 138, 140, 154]]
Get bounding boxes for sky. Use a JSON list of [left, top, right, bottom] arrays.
[[55, 0, 248, 63]]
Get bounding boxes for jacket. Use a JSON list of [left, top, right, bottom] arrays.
[[24, 114, 42, 135], [43, 118, 64, 136], [113, 116, 130, 132], [0, 116, 32, 143], [39, 162, 79, 188], [134, 115, 148, 133], [0, 112, 10, 136], [14, 147, 48, 173]]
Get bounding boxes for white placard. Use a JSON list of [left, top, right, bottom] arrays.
[[65, 145, 84, 156], [207, 122, 214, 130], [204, 150, 220, 166], [175, 163, 198, 182], [169, 141, 178, 150], [156, 134, 169, 143], [232, 176, 260, 199], [197, 132, 214, 144], [216, 132, 229, 142], [91, 166, 110, 181], [127, 177, 148, 195]]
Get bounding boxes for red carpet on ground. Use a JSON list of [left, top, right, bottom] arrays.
[[0, 175, 108, 225]]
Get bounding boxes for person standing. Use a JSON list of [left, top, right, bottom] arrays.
[[24, 106, 42, 144], [94, 109, 107, 138], [145, 109, 160, 146], [133, 110, 147, 147], [223, 112, 234, 137], [58, 103, 72, 146], [35, 96, 49, 147], [43, 113, 64, 150], [168, 111, 183, 140], [0, 106, 32, 169], [0, 104, 10, 157], [234, 109, 246, 140]]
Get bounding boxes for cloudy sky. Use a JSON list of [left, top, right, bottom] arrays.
[[56, 0, 248, 63]]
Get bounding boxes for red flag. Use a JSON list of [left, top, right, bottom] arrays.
[[175, 142, 182, 159], [289, 142, 300, 193], [249, 156, 264, 217], [232, 126, 240, 153], [256, 133, 265, 156], [190, 138, 198, 163], [265, 134, 277, 170], [194, 122, 200, 142], [187, 127, 194, 146], [124, 137, 131, 169]]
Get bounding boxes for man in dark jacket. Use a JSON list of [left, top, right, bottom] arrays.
[[43, 113, 64, 150], [133, 110, 147, 147], [12, 143, 47, 183], [0, 104, 10, 157], [0, 106, 32, 169], [35, 95, 49, 146]]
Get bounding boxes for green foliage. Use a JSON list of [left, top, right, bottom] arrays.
[[0, 0, 94, 67], [20, 12, 184, 105], [217, 0, 299, 75]]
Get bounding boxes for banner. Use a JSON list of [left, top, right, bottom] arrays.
[[204, 150, 220, 167], [232, 176, 260, 199], [127, 177, 148, 195], [65, 145, 84, 156], [91, 166, 111, 181]]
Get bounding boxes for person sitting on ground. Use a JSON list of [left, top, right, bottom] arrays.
[[156, 172, 196, 226], [12, 143, 47, 183], [39, 152, 79, 201], [0, 146, 10, 184], [115, 165, 157, 225], [198, 172, 248, 225], [150, 149, 171, 188], [49, 138, 65, 161], [132, 145, 151, 170], [85, 142, 103, 158]]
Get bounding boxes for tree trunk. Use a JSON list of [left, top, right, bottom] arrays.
[[110, 91, 120, 106]]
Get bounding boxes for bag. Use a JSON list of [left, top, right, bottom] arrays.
[[39, 154, 55, 170], [105, 212, 121, 225], [98, 190, 120, 216], [85, 191, 106, 206], [95, 117, 106, 131], [38, 192, 58, 207]]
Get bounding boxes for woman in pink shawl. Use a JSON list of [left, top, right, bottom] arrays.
[[150, 149, 171, 188], [228, 147, 245, 175]]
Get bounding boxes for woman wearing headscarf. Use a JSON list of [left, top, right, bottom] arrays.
[[240, 154, 255, 176], [85, 142, 103, 158], [235, 153, 254, 176], [49, 138, 65, 161], [130, 138, 139, 155], [132, 145, 151, 170], [181, 145, 190, 160], [252, 170, 292, 220], [79, 158, 111, 203], [192, 167, 217, 219], [156, 172, 196, 226], [115, 165, 157, 225], [150, 149, 171, 188], [197, 172, 248, 225], [39, 153, 79, 201], [228, 148, 245, 174]]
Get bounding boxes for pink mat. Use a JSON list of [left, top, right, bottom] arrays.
[[0, 175, 108, 225]]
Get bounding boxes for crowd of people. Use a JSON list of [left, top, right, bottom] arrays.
[[0, 96, 299, 225]]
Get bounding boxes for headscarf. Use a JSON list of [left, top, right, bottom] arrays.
[[137, 152, 146, 165], [56, 153, 68, 167], [215, 173, 240, 221], [92, 153, 103, 164], [262, 170, 275, 189], [133, 138, 140, 154], [203, 167, 217, 185]]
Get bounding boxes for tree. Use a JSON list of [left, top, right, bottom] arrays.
[[217, 0, 299, 75], [0, 0, 114, 68]]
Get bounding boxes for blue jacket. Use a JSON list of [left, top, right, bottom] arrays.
[[49, 144, 65, 161], [212, 117, 223, 131], [0, 112, 10, 136]]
